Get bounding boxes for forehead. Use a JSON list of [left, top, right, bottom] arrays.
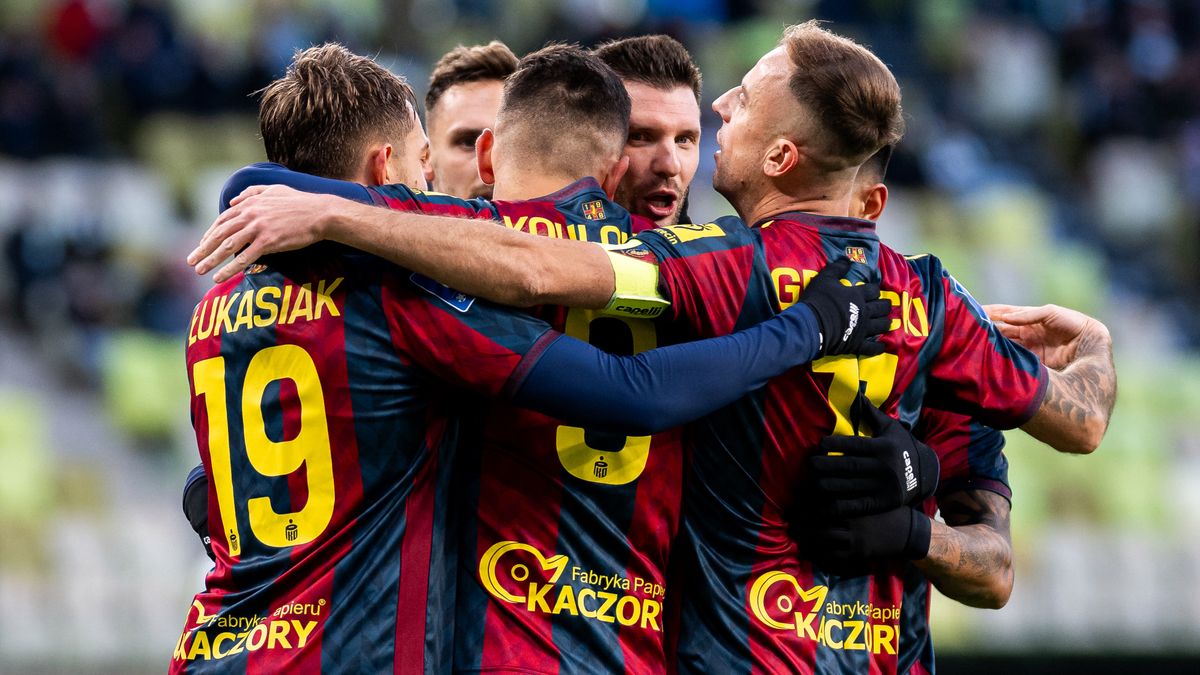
[[745, 46, 791, 91], [431, 80, 504, 127], [624, 81, 700, 130]]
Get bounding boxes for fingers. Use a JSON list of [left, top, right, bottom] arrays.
[[212, 238, 264, 284], [814, 476, 879, 494], [856, 338, 886, 357], [819, 257, 852, 280], [229, 184, 270, 207], [195, 220, 257, 277], [820, 497, 889, 519], [982, 303, 1048, 326], [855, 396, 894, 435], [810, 452, 879, 474], [816, 433, 873, 457]]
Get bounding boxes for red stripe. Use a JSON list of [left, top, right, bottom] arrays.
[[393, 411, 442, 672]]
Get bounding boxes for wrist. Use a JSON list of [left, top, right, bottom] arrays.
[[906, 509, 932, 559]]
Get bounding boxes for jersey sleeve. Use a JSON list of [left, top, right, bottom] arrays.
[[914, 407, 1010, 502], [606, 217, 759, 336], [368, 184, 499, 219], [219, 163, 374, 212], [380, 269, 560, 397], [918, 258, 1049, 429]]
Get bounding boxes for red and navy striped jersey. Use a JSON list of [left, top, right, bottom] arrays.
[[367, 179, 686, 673], [172, 243, 559, 674], [618, 212, 1044, 673]]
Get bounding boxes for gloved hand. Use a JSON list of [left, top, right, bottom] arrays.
[[805, 505, 932, 565], [183, 464, 215, 561], [800, 258, 891, 357], [809, 395, 939, 517]]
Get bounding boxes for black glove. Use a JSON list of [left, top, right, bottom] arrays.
[[805, 505, 932, 566], [799, 258, 891, 357], [809, 395, 939, 518], [183, 464, 215, 561]]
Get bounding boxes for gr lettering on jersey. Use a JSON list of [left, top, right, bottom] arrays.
[[749, 571, 900, 655], [770, 267, 930, 337], [188, 277, 343, 345], [501, 214, 631, 246], [479, 540, 664, 632]]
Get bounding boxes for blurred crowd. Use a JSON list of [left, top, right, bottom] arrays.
[[1, 0, 1198, 669]]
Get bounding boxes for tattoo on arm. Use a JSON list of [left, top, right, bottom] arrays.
[[1028, 324, 1116, 452], [916, 489, 1013, 609]]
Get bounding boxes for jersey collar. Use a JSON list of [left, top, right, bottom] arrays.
[[534, 176, 606, 202], [757, 210, 878, 234]]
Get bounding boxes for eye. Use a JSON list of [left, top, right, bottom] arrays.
[[676, 134, 698, 146], [628, 131, 651, 144]]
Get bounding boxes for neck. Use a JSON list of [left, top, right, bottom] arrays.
[[491, 167, 584, 201], [740, 180, 856, 225]]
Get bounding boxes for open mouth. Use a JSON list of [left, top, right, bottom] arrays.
[[643, 191, 678, 219]]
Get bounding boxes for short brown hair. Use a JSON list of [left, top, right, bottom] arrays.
[[781, 21, 904, 169], [258, 43, 419, 179], [497, 43, 631, 176], [593, 35, 702, 103], [425, 41, 519, 115]]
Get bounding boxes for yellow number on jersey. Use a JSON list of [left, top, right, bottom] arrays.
[[554, 308, 657, 485], [192, 345, 335, 555], [813, 353, 900, 436]]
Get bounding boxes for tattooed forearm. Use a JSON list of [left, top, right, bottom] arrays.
[[1022, 321, 1116, 454], [915, 489, 1013, 609]]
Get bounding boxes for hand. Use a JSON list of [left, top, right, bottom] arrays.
[[188, 185, 338, 283], [800, 258, 891, 357], [984, 303, 1110, 370], [809, 396, 939, 517], [802, 506, 932, 565], [182, 467, 215, 561]]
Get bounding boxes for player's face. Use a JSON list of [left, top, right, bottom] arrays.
[[613, 82, 701, 227], [427, 80, 504, 198], [387, 109, 432, 188], [711, 47, 792, 202]]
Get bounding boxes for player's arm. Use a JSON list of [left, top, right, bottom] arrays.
[[925, 267, 1114, 455], [395, 262, 889, 435], [219, 163, 374, 209], [191, 184, 616, 308], [986, 303, 1116, 455], [182, 464, 214, 561], [915, 489, 1013, 609]]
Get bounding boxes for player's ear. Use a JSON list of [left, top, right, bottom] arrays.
[[600, 155, 630, 199], [858, 182, 888, 221], [763, 138, 799, 178], [367, 144, 392, 186], [421, 143, 434, 187], [476, 129, 497, 186]]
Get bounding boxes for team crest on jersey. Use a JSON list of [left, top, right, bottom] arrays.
[[410, 273, 475, 312], [582, 200, 606, 221], [245, 264, 268, 275], [846, 246, 867, 264]]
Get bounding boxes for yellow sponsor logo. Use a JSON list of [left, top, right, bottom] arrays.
[[479, 541, 664, 632], [658, 222, 725, 245], [749, 571, 899, 655], [174, 596, 328, 662]]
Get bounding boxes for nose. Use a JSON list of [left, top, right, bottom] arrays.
[[651, 140, 682, 178], [713, 89, 732, 122]]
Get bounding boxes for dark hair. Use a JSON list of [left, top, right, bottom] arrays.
[[781, 21, 905, 168], [425, 41, 519, 114], [593, 35, 701, 103], [258, 43, 418, 179], [497, 43, 631, 174]]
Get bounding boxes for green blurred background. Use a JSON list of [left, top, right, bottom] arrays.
[[1, 0, 1198, 672]]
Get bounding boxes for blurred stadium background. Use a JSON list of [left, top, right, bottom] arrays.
[[0, 0, 1198, 672]]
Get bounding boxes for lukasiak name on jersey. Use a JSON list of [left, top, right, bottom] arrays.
[[188, 277, 343, 345]]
